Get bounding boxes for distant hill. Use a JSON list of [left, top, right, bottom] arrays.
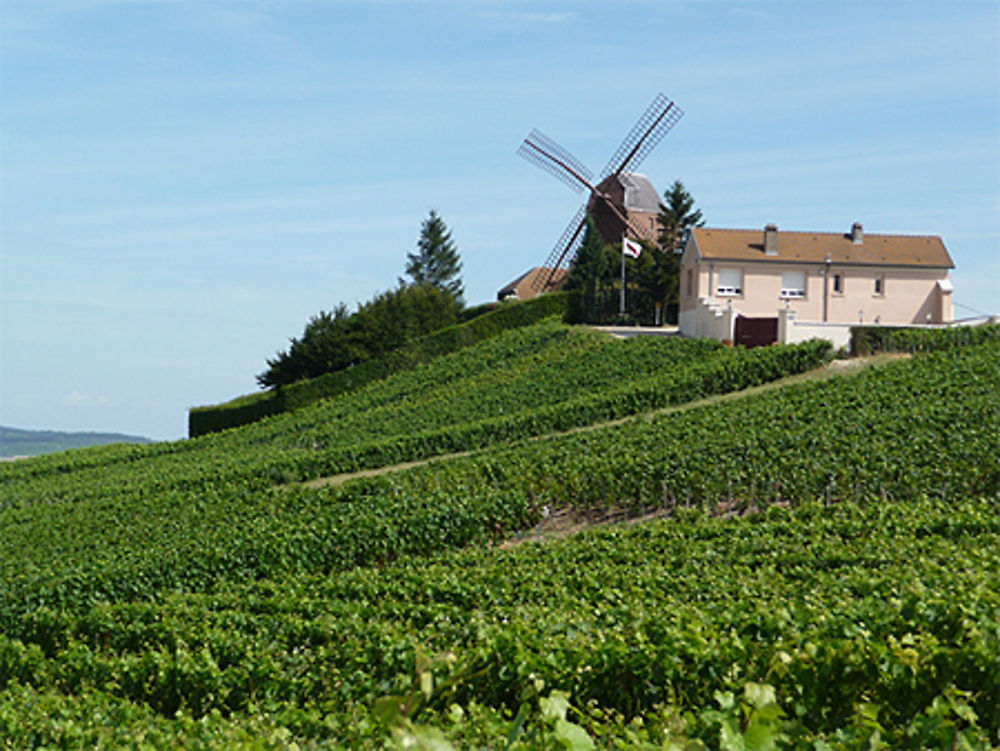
[[0, 426, 153, 459]]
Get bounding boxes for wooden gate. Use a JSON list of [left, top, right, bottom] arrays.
[[734, 316, 778, 348]]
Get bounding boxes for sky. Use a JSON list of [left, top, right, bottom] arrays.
[[1, 0, 998, 441]]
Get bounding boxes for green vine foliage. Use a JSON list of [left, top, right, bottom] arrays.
[[0, 324, 997, 747]]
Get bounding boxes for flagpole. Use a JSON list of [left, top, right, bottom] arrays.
[[620, 235, 626, 318]]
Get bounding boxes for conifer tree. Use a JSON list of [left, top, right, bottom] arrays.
[[405, 210, 464, 303], [644, 180, 704, 320], [564, 214, 610, 323], [657, 180, 704, 252]]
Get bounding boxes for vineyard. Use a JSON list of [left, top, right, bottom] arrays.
[[0, 322, 997, 748]]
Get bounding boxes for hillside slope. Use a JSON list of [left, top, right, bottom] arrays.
[[0, 321, 829, 506], [189, 293, 569, 436], [0, 325, 997, 747]]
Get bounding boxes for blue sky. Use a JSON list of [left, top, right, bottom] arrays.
[[2, 0, 998, 440]]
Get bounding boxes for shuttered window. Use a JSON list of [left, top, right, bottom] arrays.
[[716, 268, 743, 296], [781, 271, 807, 298]]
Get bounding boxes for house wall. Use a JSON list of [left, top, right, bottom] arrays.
[[679, 297, 737, 341], [680, 247, 952, 326], [938, 285, 953, 322], [777, 309, 853, 349], [679, 243, 709, 314], [824, 266, 952, 325]]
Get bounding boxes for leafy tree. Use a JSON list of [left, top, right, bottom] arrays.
[[352, 283, 462, 354], [564, 215, 612, 323], [257, 304, 360, 388], [257, 284, 461, 388], [405, 210, 464, 302]]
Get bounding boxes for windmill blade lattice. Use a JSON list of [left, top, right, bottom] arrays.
[[599, 93, 683, 179], [516, 128, 594, 194], [532, 204, 588, 291]]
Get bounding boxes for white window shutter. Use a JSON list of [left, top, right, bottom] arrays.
[[716, 268, 743, 296], [781, 271, 806, 298]]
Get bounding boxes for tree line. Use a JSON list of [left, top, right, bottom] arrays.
[[258, 210, 465, 388]]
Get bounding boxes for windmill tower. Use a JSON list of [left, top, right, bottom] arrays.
[[517, 93, 683, 292]]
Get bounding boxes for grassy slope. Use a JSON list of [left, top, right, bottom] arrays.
[[188, 293, 570, 436], [6, 324, 813, 624]]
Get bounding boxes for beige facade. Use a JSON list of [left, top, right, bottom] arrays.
[[679, 224, 955, 343]]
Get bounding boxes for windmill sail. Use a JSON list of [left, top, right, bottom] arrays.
[[518, 92, 683, 293], [517, 129, 594, 193], [599, 93, 683, 179], [533, 205, 588, 291]]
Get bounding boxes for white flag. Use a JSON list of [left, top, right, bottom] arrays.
[[623, 237, 642, 259]]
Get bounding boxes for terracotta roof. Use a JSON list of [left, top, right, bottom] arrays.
[[691, 226, 954, 268], [497, 267, 568, 300]]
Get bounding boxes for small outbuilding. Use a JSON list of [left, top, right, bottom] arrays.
[[497, 266, 569, 302]]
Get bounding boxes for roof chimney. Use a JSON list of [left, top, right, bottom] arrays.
[[764, 223, 778, 255], [851, 222, 864, 245]]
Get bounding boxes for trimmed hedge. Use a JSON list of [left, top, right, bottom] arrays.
[[189, 293, 572, 437], [458, 301, 499, 322], [850, 322, 1000, 356]]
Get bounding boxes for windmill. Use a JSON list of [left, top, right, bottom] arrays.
[[517, 92, 683, 292]]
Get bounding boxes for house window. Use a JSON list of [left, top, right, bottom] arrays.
[[781, 270, 807, 298], [832, 272, 843, 294], [874, 273, 884, 296], [716, 268, 743, 296]]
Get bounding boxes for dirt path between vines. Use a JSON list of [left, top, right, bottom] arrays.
[[299, 352, 907, 491]]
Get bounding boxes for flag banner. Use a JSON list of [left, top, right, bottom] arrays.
[[623, 237, 642, 259]]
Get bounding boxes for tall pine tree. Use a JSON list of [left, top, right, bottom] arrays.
[[405, 210, 464, 303], [643, 180, 704, 320], [657, 180, 704, 252]]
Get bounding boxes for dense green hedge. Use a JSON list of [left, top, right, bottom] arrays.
[[458, 300, 499, 322], [189, 293, 571, 438], [850, 321, 1000, 356], [187, 391, 283, 436]]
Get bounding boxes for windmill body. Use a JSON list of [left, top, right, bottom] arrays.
[[588, 172, 662, 248], [517, 93, 683, 291]]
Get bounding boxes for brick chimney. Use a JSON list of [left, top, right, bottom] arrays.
[[851, 222, 864, 244], [764, 223, 778, 255]]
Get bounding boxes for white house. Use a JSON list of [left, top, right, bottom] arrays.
[[678, 223, 955, 348]]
